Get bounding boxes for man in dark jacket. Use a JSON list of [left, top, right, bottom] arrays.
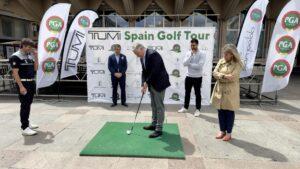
[[108, 44, 128, 107], [133, 43, 171, 138]]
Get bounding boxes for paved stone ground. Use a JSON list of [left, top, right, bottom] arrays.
[[0, 77, 300, 169]]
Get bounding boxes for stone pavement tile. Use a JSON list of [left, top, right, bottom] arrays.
[[4, 122, 70, 151], [65, 109, 89, 115], [31, 108, 70, 115], [0, 113, 17, 125], [0, 150, 29, 168], [36, 127, 86, 153], [66, 114, 105, 129], [167, 117, 201, 158], [12, 151, 73, 169], [0, 108, 17, 114], [168, 157, 205, 169], [86, 109, 134, 116], [190, 116, 298, 162], [74, 105, 98, 110], [96, 114, 147, 123], [64, 156, 120, 169], [114, 157, 168, 169], [215, 120, 299, 162], [4, 130, 56, 151], [29, 113, 63, 126], [203, 158, 300, 169], [280, 122, 300, 134], [0, 103, 18, 110], [290, 114, 300, 122], [53, 114, 83, 124], [279, 100, 300, 110], [165, 111, 186, 118], [268, 114, 298, 122]]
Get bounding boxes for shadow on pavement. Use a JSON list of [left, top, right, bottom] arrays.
[[23, 131, 55, 145], [229, 138, 288, 162]]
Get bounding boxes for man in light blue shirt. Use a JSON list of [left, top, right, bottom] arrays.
[[178, 39, 206, 117]]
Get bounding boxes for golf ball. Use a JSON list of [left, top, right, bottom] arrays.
[[126, 130, 131, 135]]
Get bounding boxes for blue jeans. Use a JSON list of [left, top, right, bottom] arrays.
[[218, 109, 235, 133]]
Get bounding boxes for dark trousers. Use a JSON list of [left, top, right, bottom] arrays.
[[218, 109, 235, 133], [184, 76, 202, 110], [111, 75, 126, 104], [17, 82, 35, 130]]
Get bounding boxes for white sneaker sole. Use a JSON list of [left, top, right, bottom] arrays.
[[22, 132, 37, 136], [29, 126, 39, 130], [194, 113, 200, 117]]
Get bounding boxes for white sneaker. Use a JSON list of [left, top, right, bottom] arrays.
[[22, 127, 37, 136], [194, 109, 201, 117], [178, 107, 188, 113], [29, 123, 39, 129]]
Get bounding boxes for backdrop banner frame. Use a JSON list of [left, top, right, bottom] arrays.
[[86, 27, 215, 105]]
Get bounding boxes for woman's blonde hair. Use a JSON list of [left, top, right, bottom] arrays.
[[222, 44, 243, 67]]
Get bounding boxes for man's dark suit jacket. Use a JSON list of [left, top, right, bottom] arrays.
[[108, 53, 127, 76], [141, 49, 171, 92]]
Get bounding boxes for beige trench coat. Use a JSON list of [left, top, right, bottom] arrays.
[[211, 59, 242, 111]]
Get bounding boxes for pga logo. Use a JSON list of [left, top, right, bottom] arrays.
[[44, 37, 61, 53], [275, 36, 296, 55], [270, 59, 291, 78], [46, 16, 64, 33], [250, 8, 263, 22], [78, 16, 90, 27], [42, 57, 56, 74], [282, 11, 300, 31]]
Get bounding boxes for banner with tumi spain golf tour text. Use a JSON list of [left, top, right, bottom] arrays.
[[36, 3, 71, 89], [261, 0, 300, 93], [86, 27, 215, 105]]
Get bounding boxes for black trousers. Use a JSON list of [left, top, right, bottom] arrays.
[[17, 81, 35, 130], [184, 76, 202, 110], [111, 75, 126, 104], [218, 109, 235, 133]]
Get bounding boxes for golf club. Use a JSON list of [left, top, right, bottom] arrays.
[[127, 93, 144, 135]]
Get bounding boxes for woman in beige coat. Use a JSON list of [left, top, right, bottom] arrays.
[[211, 44, 243, 141]]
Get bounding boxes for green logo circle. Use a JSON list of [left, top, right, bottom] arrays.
[[78, 16, 90, 27], [171, 44, 181, 53], [250, 9, 263, 22], [276, 36, 296, 55], [282, 11, 300, 30], [42, 57, 56, 73], [172, 69, 180, 77], [46, 16, 64, 33], [270, 59, 290, 78], [170, 93, 180, 101], [44, 37, 61, 53]]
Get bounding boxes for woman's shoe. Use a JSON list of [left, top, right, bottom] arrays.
[[215, 132, 226, 139], [222, 134, 232, 141]]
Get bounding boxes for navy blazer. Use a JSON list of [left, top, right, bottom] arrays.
[[141, 49, 171, 92], [108, 53, 127, 76]]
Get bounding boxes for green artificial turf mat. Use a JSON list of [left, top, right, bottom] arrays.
[[80, 122, 185, 159]]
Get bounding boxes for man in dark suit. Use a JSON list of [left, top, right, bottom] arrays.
[[133, 43, 171, 138], [108, 44, 128, 107]]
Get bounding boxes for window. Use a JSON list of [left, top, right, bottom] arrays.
[[2, 17, 13, 37], [15, 20, 29, 38], [226, 13, 265, 58]]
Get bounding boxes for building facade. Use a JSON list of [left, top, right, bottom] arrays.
[[0, 0, 299, 96]]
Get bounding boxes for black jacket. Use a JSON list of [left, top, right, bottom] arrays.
[[141, 49, 171, 92], [108, 53, 127, 76]]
